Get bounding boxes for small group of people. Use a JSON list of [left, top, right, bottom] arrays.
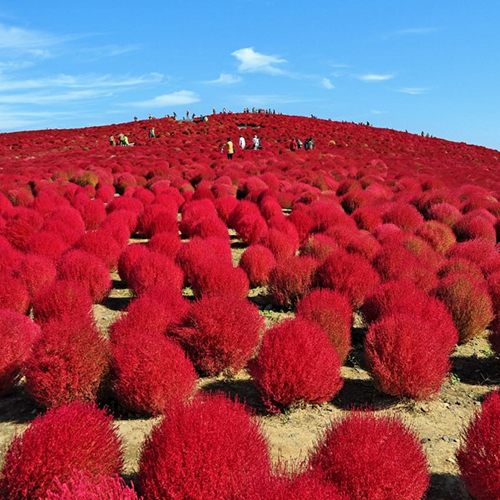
[[109, 133, 132, 146], [289, 136, 314, 151], [221, 134, 262, 159]]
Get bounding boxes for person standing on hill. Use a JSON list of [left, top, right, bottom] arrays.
[[239, 135, 246, 150], [289, 138, 297, 151], [149, 127, 155, 138], [109, 135, 116, 146], [222, 138, 235, 159]]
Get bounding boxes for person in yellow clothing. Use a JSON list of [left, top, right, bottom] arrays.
[[222, 137, 235, 159]]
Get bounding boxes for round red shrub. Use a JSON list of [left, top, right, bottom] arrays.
[[439, 257, 484, 281], [13, 254, 57, 299], [427, 202, 462, 227], [288, 209, 315, 243], [138, 204, 175, 237], [137, 394, 271, 500], [179, 199, 216, 237], [264, 228, 299, 261], [108, 195, 144, 216], [117, 243, 150, 285], [0, 245, 23, 274], [111, 331, 196, 416], [352, 206, 383, 232], [45, 472, 139, 500], [235, 214, 269, 245], [308, 411, 429, 499], [58, 250, 112, 303], [190, 259, 250, 299], [96, 184, 116, 203], [415, 220, 457, 255], [191, 215, 229, 240], [268, 256, 318, 308], [32, 280, 93, 325], [1, 207, 44, 249], [454, 214, 496, 243], [148, 231, 182, 260], [345, 230, 382, 261], [434, 272, 494, 343], [382, 202, 424, 232], [316, 250, 380, 308], [249, 317, 343, 412], [0, 274, 30, 314], [173, 294, 264, 376], [300, 233, 339, 261], [103, 209, 138, 235], [239, 244, 277, 286], [129, 251, 184, 295], [26, 231, 70, 261], [75, 198, 107, 230], [457, 390, 500, 500], [214, 196, 238, 223], [74, 230, 122, 270], [24, 316, 109, 408], [0, 402, 123, 499], [296, 289, 352, 363], [0, 311, 40, 395], [446, 239, 497, 269], [365, 313, 452, 399]]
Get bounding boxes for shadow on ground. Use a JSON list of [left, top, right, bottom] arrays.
[[451, 354, 500, 386], [426, 472, 468, 500]]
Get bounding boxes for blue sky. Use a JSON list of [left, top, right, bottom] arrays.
[[1, 1, 499, 150]]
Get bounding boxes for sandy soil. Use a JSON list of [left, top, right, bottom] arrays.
[[0, 237, 498, 499]]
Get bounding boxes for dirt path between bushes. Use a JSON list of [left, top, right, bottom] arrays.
[[0, 238, 498, 499]]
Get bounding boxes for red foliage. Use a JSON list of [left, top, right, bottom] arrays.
[[352, 206, 383, 232], [365, 313, 452, 399], [129, 251, 184, 295], [138, 204, 177, 237], [439, 257, 484, 281], [235, 214, 269, 245], [309, 411, 429, 499], [457, 390, 500, 500], [300, 233, 339, 261], [239, 244, 277, 286], [32, 280, 93, 325], [1, 207, 44, 249], [249, 317, 343, 412], [295, 289, 352, 363], [0, 274, 30, 314], [288, 209, 315, 243], [345, 231, 382, 261], [173, 295, 263, 376], [13, 254, 57, 299], [0, 402, 123, 499], [148, 231, 182, 260], [109, 285, 190, 344], [24, 316, 109, 408], [74, 230, 122, 270], [427, 202, 462, 227], [446, 239, 498, 272], [0, 311, 40, 395], [179, 199, 216, 237], [316, 250, 380, 308], [0, 245, 23, 274], [58, 250, 112, 303], [415, 220, 457, 254], [191, 214, 229, 240], [454, 212, 497, 243], [214, 195, 238, 223], [268, 256, 318, 308], [382, 202, 424, 232], [26, 231, 70, 261], [264, 228, 299, 261], [45, 472, 139, 500], [111, 331, 196, 416], [75, 198, 107, 230], [137, 394, 271, 500], [117, 243, 150, 285]]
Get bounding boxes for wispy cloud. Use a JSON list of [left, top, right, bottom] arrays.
[[395, 87, 430, 95], [129, 90, 200, 108], [386, 27, 438, 38], [357, 73, 394, 82], [0, 89, 111, 105], [231, 47, 286, 75], [321, 77, 334, 90], [204, 73, 242, 85]]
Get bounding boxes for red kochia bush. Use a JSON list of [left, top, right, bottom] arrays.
[[454, 214, 497, 243], [457, 390, 500, 500], [24, 317, 109, 408], [117, 243, 150, 285], [365, 313, 452, 399], [248, 318, 343, 412], [234, 214, 269, 245], [316, 250, 380, 308], [296, 289, 352, 363], [13, 254, 57, 299], [44, 472, 139, 499], [309, 412, 429, 499], [32, 280, 93, 325], [148, 231, 182, 260], [58, 250, 112, 303], [111, 331, 196, 416], [174, 295, 264, 376], [26, 231, 70, 261], [190, 259, 250, 299], [0, 274, 30, 314], [239, 244, 277, 286], [137, 394, 271, 500], [434, 272, 494, 344], [0, 311, 40, 395], [1, 207, 44, 249], [129, 251, 184, 295], [268, 256, 318, 308], [0, 402, 123, 499], [382, 202, 424, 232], [74, 230, 122, 270], [415, 220, 457, 255]]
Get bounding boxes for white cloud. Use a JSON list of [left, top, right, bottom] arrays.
[[321, 77, 334, 89], [205, 73, 242, 84], [0, 89, 111, 105], [358, 74, 394, 82], [396, 87, 429, 95], [231, 47, 286, 75], [129, 90, 200, 108]]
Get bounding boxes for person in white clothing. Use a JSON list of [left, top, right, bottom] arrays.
[[239, 135, 246, 149]]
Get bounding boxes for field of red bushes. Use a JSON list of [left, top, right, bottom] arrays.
[[1, 112, 500, 498]]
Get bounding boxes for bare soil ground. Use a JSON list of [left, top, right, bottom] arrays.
[[0, 236, 498, 499]]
